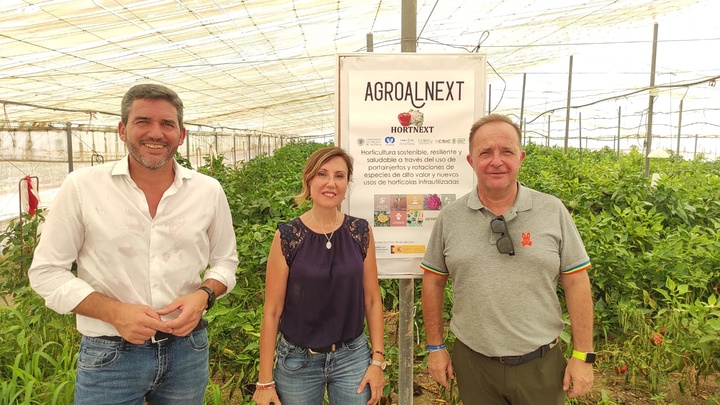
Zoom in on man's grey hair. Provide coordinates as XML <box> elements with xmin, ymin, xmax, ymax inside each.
<box><xmin>468</xmin><ymin>113</ymin><xmax>522</xmax><ymax>151</ymax></box>
<box><xmin>120</xmin><ymin>84</ymin><xmax>184</xmax><ymax>128</ymax></box>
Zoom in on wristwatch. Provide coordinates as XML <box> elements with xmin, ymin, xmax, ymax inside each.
<box><xmin>370</xmin><ymin>359</ymin><xmax>387</xmax><ymax>370</ymax></box>
<box><xmin>197</xmin><ymin>286</ymin><xmax>216</xmax><ymax>310</ymax></box>
<box><xmin>572</xmin><ymin>350</ymin><xmax>596</xmax><ymax>364</ymax></box>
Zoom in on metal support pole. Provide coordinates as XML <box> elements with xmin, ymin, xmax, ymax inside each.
<box><xmin>488</xmin><ymin>84</ymin><xmax>492</xmax><ymax>115</ymax></box>
<box><xmin>617</xmin><ymin>107</ymin><xmax>621</xmax><ymax>158</ymax></box>
<box><xmin>400</xmin><ymin>0</ymin><xmax>416</xmax><ymax>53</ymax></box>
<box><xmin>246</xmin><ymin>134</ymin><xmax>251</xmax><ymax>161</ymax></box>
<box><xmin>233</xmin><ymin>134</ymin><xmax>237</xmax><ymax>167</ymax></box>
<box><xmin>547</xmin><ymin>116</ymin><xmax>551</xmax><ymax>147</ymax></box>
<box><xmin>564</xmin><ymin>56</ymin><xmax>573</xmax><ymax>153</ymax></box>
<box><xmin>398</xmin><ymin>278</ymin><xmax>414</xmax><ymax>405</ymax></box>
<box><xmin>66</xmin><ymin>122</ymin><xmax>74</xmax><ymax>173</ymax></box>
<box><xmin>644</xmin><ymin>23</ymin><xmax>659</xmax><ymax>177</ymax></box>
<box><xmin>676</xmin><ymin>98</ymin><xmax>684</xmax><ymax>162</ymax></box>
<box><xmin>520</xmin><ymin>73</ymin><xmax>527</xmax><ymax>142</ymax></box>
<box><xmin>578</xmin><ymin>112</ymin><xmax>582</xmax><ymax>149</ymax></box>
<box><xmin>399</xmin><ymin>1</ymin><xmax>417</xmax><ymax>404</ymax></box>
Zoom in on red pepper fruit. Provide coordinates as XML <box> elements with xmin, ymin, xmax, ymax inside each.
<box><xmin>398</xmin><ymin>112</ymin><xmax>411</xmax><ymax>126</ymax></box>
<box><xmin>651</xmin><ymin>332</ymin><xmax>663</xmax><ymax>345</ymax></box>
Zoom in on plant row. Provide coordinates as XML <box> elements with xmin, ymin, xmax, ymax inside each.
<box><xmin>1</xmin><ymin>142</ymin><xmax>718</xmax><ymax>403</ymax></box>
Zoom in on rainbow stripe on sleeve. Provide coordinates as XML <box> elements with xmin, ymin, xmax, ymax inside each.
<box><xmin>420</xmin><ymin>262</ymin><xmax>449</xmax><ymax>276</ymax></box>
<box><xmin>562</xmin><ymin>260</ymin><xmax>592</xmax><ymax>275</ymax></box>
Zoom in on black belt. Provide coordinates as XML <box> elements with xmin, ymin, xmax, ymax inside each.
<box><xmin>95</xmin><ymin>318</ymin><xmax>207</xmax><ymax>344</ymax></box>
<box><xmin>285</xmin><ymin>335</ymin><xmax>355</xmax><ymax>354</ymax></box>
<box><xmin>488</xmin><ymin>337</ymin><xmax>559</xmax><ymax>366</ymax></box>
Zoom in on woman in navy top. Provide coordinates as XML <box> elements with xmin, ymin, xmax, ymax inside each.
<box><xmin>254</xmin><ymin>146</ymin><xmax>385</xmax><ymax>405</ymax></box>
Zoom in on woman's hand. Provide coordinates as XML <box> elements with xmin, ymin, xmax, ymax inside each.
<box><xmin>358</xmin><ymin>363</ymin><xmax>385</xmax><ymax>405</ymax></box>
<box><xmin>252</xmin><ymin>386</ymin><xmax>281</xmax><ymax>405</ymax></box>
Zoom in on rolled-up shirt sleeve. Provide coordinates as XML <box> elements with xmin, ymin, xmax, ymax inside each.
<box><xmin>203</xmin><ymin>184</ymin><xmax>239</xmax><ymax>296</ymax></box>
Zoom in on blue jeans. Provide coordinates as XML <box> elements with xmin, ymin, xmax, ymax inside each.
<box><xmin>74</xmin><ymin>329</ymin><xmax>209</xmax><ymax>405</ymax></box>
<box><xmin>274</xmin><ymin>333</ymin><xmax>372</xmax><ymax>405</ymax></box>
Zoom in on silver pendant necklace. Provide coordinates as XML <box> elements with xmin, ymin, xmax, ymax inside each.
<box><xmin>311</xmin><ymin>210</ymin><xmax>339</xmax><ymax>249</ymax></box>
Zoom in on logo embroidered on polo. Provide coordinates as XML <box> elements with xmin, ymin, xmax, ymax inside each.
<box><xmin>521</xmin><ymin>232</ymin><xmax>533</xmax><ymax>247</ymax></box>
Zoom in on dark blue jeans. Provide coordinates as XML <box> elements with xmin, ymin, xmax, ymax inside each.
<box><xmin>74</xmin><ymin>329</ymin><xmax>209</xmax><ymax>405</ymax></box>
<box><xmin>274</xmin><ymin>333</ymin><xmax>372</xmax><ymax>405</ymax></box>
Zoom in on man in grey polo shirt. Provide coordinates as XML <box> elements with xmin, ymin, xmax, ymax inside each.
<box><xmin>420</xmin><ymin>113</ymin><xmax>594</xmax><ymax>404</ymax></box>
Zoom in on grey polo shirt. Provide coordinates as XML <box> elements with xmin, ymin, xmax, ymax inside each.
<box><xmin>421</xmin><ymin>183</ymin><xmax>591</xmax><ymax>357</ymax></box>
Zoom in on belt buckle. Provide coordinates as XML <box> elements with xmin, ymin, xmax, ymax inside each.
<box><xmin>498</xmin><ymin>356</ymin><xmax>520</xmax><ymax>365</ymax></box>
<box><xmin>308</xmin><ymin>343</ymin><xmax>337</xmax><ymax>354</ymax></box>
<box><xmin>151</xmin><ymin>334</ymin><xmax>169</xmax><ymax>344</ymax></box>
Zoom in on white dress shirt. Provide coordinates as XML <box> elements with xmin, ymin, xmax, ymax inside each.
<box><xmin>29</xmin><ymin>156</ymin><xmax>239</xmax><ymax>337</ymax></box>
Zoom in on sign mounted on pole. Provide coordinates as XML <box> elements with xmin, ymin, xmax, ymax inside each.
<box><xmin>338</xmin><ymin>53</ymin><xmax>487</xmax><ymax>278</ymax></box>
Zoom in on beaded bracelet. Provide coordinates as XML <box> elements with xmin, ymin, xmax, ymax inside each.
<box><xmin>255</xmin><ymin>381</ymin><xmax>276</xmax><ymax>390</ymax></box>
<box><xmin>372</xmin><ymin>350</ymin><xmax>386</xmax><ymax>357</ymax></box>
<box><xmin>425</xmin><ymin>343</ymin><xmax>446</xmax><ymax>353</ymax></box>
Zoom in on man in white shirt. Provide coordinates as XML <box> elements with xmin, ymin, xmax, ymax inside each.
<box><xmin>29</xmin><ymin>83</ymin><xmax>239</xmax><ymax>404</ymax></box>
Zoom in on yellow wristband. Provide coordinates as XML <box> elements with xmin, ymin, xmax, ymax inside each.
<box><xmin>572</xmin><ymin>350</ymin><xmax>596</xmax><ymax>364</ymax></box>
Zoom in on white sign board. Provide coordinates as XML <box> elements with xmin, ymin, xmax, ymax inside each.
<box><xmin>338</xmin><ymin>53</ymin><xmax>486</xmax><ymax>278</ymax></box>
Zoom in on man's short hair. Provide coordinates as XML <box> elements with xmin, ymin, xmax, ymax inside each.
<box><xmin>468</xmin><ymin>113</ymin><xmax>522</xmax><ymax>151</ymax></box>
<box><xmin>121</xmin><ymin>84</ymin><xmax>184</xmax><ymax>128</ymax></box>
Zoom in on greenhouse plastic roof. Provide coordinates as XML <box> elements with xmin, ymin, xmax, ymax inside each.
<box><xmin>1</xmin><ymin>0</ymin><xmax>718</xmax><ymax>139</ymax></box>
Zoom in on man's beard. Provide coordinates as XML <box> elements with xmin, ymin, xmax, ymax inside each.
<box><xmin>127</xmin><ymin>142</ymin><xmax>179</xmax><ymax>170</ymax></box>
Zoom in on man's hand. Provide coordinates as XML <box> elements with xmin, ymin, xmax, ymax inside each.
<box><xmin>427</xmin><ymin>349</ymin><xmax>455</xmax><ymax>390</ymax></box>
<box><xmin>158</xmin><ymin>290</ymin><xmax>208</xmax><ymax>336</ymax></box>
<box><xmin>112</xmin><ymin>303</ymin><xmax>172</xmax><ymax>344</ymax></box>
<box><xmin>563</xmin><ymin>357</ymin><xmax>594</xmax><ymax>398</ymax></box>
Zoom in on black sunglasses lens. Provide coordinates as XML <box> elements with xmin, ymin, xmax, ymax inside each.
<box><xmin>497</xmin><ymin>236</ymin><xmax>514</xmax><ymax>255</ymax></box>
<box><xmin>491</xmin><ymin>218</ymin><xmax>506</xmax><ymax>233</ymax></box>
<box><xmin>491</xmin><ymin>216</ymin><xmax>514</xmax><ymax>255</ymax></box>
